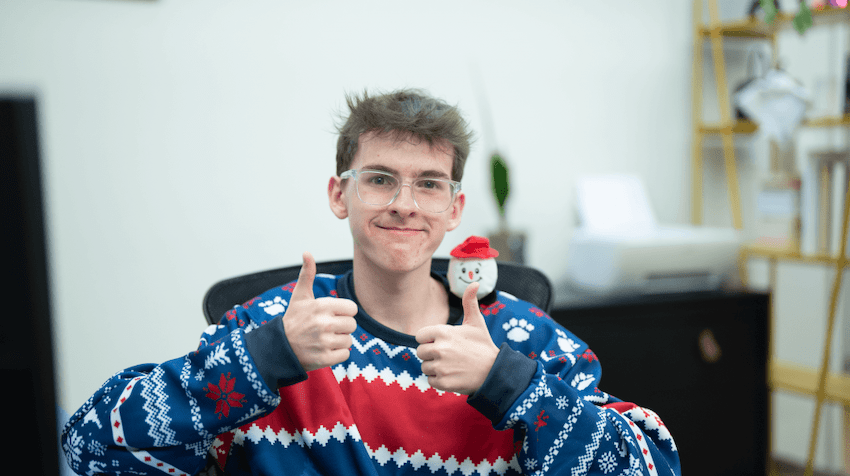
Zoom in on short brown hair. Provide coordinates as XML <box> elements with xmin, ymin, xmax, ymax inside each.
<box><xmin>335</xmin><ymin>89</ymin><xmax>473</xmax><ymax>182</ymax></box>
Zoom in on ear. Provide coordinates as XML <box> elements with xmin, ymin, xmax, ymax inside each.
<box><xmin>328</xmin><ymin>176</ymin><xmax>349</xmax><ymax>219</ymax></box>
<box><xmin>446</xmin><ymin>192</ymin><xmax>465</xmax><ymax>231</ymax></box>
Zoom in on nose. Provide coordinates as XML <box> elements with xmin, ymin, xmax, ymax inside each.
<box><xmin>389</xmin><ymin>184</ymin><xmax>417</xmax><ymax>216</ymax></box>
<box><xmin>468</xmin><ymin>271</ymin><xmax>473</xmax><ymax>279</ymax></box>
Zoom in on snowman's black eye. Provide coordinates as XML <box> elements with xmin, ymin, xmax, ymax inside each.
<box><xmin>475</xmin><ymin>268</ymin><xmax>480</xmax><ymax>274</ymax></box>
<box><xmin>461</xmin><ymin>268</ymin><xmax>466</xmax><ymax>273</ymax></box>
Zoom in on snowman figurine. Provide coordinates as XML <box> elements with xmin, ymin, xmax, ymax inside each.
<box><xmin>447</xmin><ymin>235</ymin><xmax>499</xmax><ymax>300</ymax></box>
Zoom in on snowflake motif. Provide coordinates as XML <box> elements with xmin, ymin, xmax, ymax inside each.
<box><xmin>87</xmin><ymin>439</ymin><xmax>107</xmax><ymax>457</ymax></box>
<box><xmin>63</xmin><ymin>428</ymin><xmax>83</xmax><ymax>470</ymax></box>
<box><xmin>556</xmin><ymin>396</ymin><xmax>569</xmax><ymax>410</ymax></box>
<box><xmin>205</xmin><ymin>372</ymin><xmax>246</xmax><ymax>419</ymax></box>
<box><xmin>195</xmin><ymin>369</ymin><xmax>205</xmax><ymax>382</ymax></box>
<box><xmin>524</xmin><ymin>458</ymin><xmax>538</xmax><ymax>472</ymax></box>
<box><xmin>598</xmin><ymin>451</ymin><xmax>618</xmax><ymax>474</ymax></box>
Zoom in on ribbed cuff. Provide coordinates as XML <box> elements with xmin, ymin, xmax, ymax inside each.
<box><xmin>243</xmin><ymin>315</ymin><xmax>308</xmax><ymax>390</ymax></box>
<box><xmin>467</xmin><ymin>342</ymin><xmax>538</xmax><ymax>425</ymax></box>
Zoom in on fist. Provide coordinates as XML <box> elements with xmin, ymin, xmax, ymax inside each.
<box><xmin>414</xmin><ymin>282</ymin><xmax>500</xmax><ymax>395</ymax></box>
<box><xmin>283</xmin><ymin>252</ymin><xmax>359</xmax><ymax>372</ymax></box>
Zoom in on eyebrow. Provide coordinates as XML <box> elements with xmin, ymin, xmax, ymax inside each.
<box><xmin>361</xmin><ymin>164</ymin><xmax>452</xmax><ymax>180</ymax></box>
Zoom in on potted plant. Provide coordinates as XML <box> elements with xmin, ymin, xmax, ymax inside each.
<box><xmin>487</xmin><ymin>152</ymin><xmax>526</xmax><ymax>263</ymax></box>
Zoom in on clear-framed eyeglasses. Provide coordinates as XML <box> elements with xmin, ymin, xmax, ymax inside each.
<box><xmin>340</xmin><ymin>169</ymin><xmax>461</xmax><ymax>214</ymax></box>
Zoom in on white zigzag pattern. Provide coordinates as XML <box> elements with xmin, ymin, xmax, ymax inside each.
<box><xmin>331</xmin><ymin>361</ymin><xmax>460</xmax><ymax>396</ymax></box>
<box><xmin>139</xmin><ymin>366</ymin><xmax>180</xmax><ymax>447</ymax></box>
<box><xmin>233</xmin><ymin>421</ymin><xmax>362</xmax><ymax>449</ymax></box>
<box><xmin>350</xmin><ymin>336</ymin><xmax>418</xmax><ymax>360</ymax></box>
<box><xmin>232</xmin><ymin>421</ymin><xmax>521</xmax><ymax>476</ymax></box>
<box><xmin>571</xmin><ymin>413</ymin><xmax>607</xmax><ymax>476</ymax></box>
<box><xmin>505</xmin><ymin>373</ymin><xmax>549</xmax><ymax>428</ymax></box>
<box><xmin>540</xmin><ymin>397</ymin><xmax>583</xmax><ymax>473</ymax></box>
<box><xmin>621</xmin><ymin>407</ymin><xmax>676</xmax><ymax>452</ymax></box>
<box><xmin>364</xmin><ymin>441</ymin><xmax>521</xmax><ymax>475</ymax></box>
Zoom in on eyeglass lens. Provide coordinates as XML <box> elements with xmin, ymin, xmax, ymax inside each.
<box><xmin>356</xmin><ymin>171</ymin><xmax>454</xmax><ymax>213</ymax></box>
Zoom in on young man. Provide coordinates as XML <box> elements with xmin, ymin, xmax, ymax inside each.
<box><xmin>62</xmin><ymin>89</ymin><xmax>680</xmax><ymax>475</ymax></box>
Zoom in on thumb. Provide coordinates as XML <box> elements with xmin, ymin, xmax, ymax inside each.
<box><xmin>462</xmin><ymin>282</ymin><xmax>486</xmax><ymax>327</ymax></box>
<box><xmin>290</xmin><ymin>252</ymin><xmax>316</xmax><ymax>301</ymax></box>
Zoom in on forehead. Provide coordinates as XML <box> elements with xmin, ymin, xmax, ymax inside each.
<box><xmin>351</xmin><ymin>131</ymin><xmax>454</xmax><ymax>178</ymax></box>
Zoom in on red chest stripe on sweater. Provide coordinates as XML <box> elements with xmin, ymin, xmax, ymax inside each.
<box><xmin>339</xmin><ymin>376</ymin><xmax>516</xmax><ymax>464</ymax></box>
<box><xmin>241</xmin><ymin>367</ymin><xmax>515</xmax><ymax>464</ymax></box>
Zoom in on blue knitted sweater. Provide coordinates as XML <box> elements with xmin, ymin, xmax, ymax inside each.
<box><xmin>61</xmin><ymin>271</ymin><xmax>680</xmax><ymax>475</ymax></box>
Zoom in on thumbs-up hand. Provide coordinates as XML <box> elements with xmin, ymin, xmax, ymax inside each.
<box><xmin>282</xmin><ymin>252</ymin><xmax>359</xmax><ymax>372</ymax></box>
<box><xmin>414</xmin><ymin>282</ymin><xmax>500</xmax><ymax>395</ymax></box>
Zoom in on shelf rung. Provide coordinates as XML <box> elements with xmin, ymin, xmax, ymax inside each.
<box><xmin>697</xmin><ymin>5</ymin><xmax>850</xmax><ymax>38</ymax></box>
<box><xmin>741</xmin><ymin>244</ymin><xmax>850</xmax><ymax>267</ymax></box>
<box><xmin>769</xmin><ymin>360</ymin><xmax>850</xmax><ymax>407</ymax></box>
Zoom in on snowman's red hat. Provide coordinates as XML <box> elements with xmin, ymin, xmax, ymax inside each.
<box><xmin>450</xmin><ymin>235</ymin><xmax>499</xmax><ymax>259</ymax></box>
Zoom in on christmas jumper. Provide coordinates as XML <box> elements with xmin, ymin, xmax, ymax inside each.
<box><xmin>62</xmin><ymin>270</ymin><xmax>680</xmax><ymax>476</ymax></box>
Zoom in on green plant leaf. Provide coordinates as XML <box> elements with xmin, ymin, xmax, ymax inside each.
<box><xmin>760</xmin><ymin>0</ymin><xmax>777</xmax><ymax>23</ymax></box>
<box><xmin>490</xmin><ymin>153</ymin><xmax>509</xmax><ymax>217</ymax></box>
<box><xmin>792</xmin><ymin>1</ymin><xmax>812</xmax><ymax>35</ymax></box>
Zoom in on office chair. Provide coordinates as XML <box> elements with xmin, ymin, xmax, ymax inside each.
<box><xmin>202</xmin><ymin>258</ymin><xmax>553</xmax><ymax>325</ymax></box>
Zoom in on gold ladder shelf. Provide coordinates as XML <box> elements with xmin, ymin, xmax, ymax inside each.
<box><xmin>692</xmin><ymin>1</ymin><xmax>850</xmax><ymax>474</ymax></box>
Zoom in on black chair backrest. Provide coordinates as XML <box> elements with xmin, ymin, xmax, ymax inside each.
<box><xmin>202</xmin><ymin>258</ymin><xmax>553</xmax><ymax>325</ymax></box>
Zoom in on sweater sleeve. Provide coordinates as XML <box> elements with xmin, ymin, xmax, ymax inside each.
<box><xmin>60</xmin><ymin>285</ymin><xmax>302</xmax><ymax>476</ymax></box>
<box><xmin>469</xmin><ymin>304</ymin><xmax>681</xmax><ymax>476</ymax></box>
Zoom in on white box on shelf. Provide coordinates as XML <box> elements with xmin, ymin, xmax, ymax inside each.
<box><xmin>566</xmin><ymin>175</ymin><xmax>742</xmax><ymax>296</ymax></box>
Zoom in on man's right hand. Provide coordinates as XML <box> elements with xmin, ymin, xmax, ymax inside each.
<box><xmin>282</xmin><ymin>252</ymin><xmax>359</xmax><ymax>372</ymax></box>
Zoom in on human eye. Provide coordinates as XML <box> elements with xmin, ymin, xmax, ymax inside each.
<box><xmin>364</xmin><ymin>172</ymin><xmax>396</xmax><ymax>187</ymax></box>
<box><xmin>416</xmin><ymin>179</ymin><xmax>446</xmax><ymax>191</ymax></box>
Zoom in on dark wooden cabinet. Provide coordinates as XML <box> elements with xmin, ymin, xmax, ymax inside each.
<box><xmin>551</xmin><ymin>290</ymin><xmax>770</xmax><ymax>476</ymax></box>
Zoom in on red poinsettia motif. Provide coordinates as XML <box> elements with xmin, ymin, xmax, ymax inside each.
<box><xmin>580</xmin><ymin>349</ymin><xmax>599</xmax><ymax>363</ymax></box>
<box><xmin>281</xmin><ymin>282</ymin><xmax>296</xmax><ymax>293</ymax></box>
<box><xmin>528</xmin><ymin>306</ymin><xmax>545</xmax><ymax>318</ymax></box>
<box><xmin>205</xmin><ymin>372</ymin><xmax>246</xmax><ymax>419</ymax></box>
<box><xmin>533</xmin><ymin>410</ymin><xmax>549</xmax><ymax>431</ymax></box>
<box><xmin>479</xmin><ymin>301</ymin><xmax>505</xmax><ymax>316</ymax></box>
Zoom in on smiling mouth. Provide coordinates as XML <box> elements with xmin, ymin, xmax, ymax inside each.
<box><xmin>458</xmin><ymin>276</ymin><xmax>482</xmax><ymax>284</ymax></box>
<box><xmin>378</xmin><ymin>226</ymin><xmax>423</xmax><ymax>235</ymax></box>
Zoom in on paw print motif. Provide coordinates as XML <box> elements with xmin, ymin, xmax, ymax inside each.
<box><xmin>571</xmin><ymin>372</ymin><xmax>595</xmax><ymax>391</ymax></box>
<box><xmin>503</xmin><ymin>318</ymin><xmax>535</xmax><ymax>342</ymax></box>
<box><xmin>556</xmin><ymin>329</ymin><xmax>580</xmax><ymax>353</ymax></box>
<box><xmin>259</xmin><ymin>296</ymin><xmax>287</xmax><ymax>316</ymax></box>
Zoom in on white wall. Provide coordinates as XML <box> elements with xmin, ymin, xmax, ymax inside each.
<box><xmin>0</xmin><ymin>0</ymin><xmax>694</xmax><ymax>414</ymax></box>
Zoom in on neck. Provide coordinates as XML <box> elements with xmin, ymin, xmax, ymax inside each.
<box><xmin>351</xmin><ymin>256</ymin><xmax>449</xmax><ymax>335</ymax></box>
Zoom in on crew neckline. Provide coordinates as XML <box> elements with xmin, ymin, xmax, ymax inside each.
<box><xmin>336</xmin><ymin>269</ymin><xmax>464</xmax><ymax>347</ymax></box>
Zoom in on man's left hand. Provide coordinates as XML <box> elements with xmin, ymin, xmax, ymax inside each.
<box><xmin>415</xmin><ymin>282</ymin><xmax>500</xmax><ymax>395</ymax></box>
